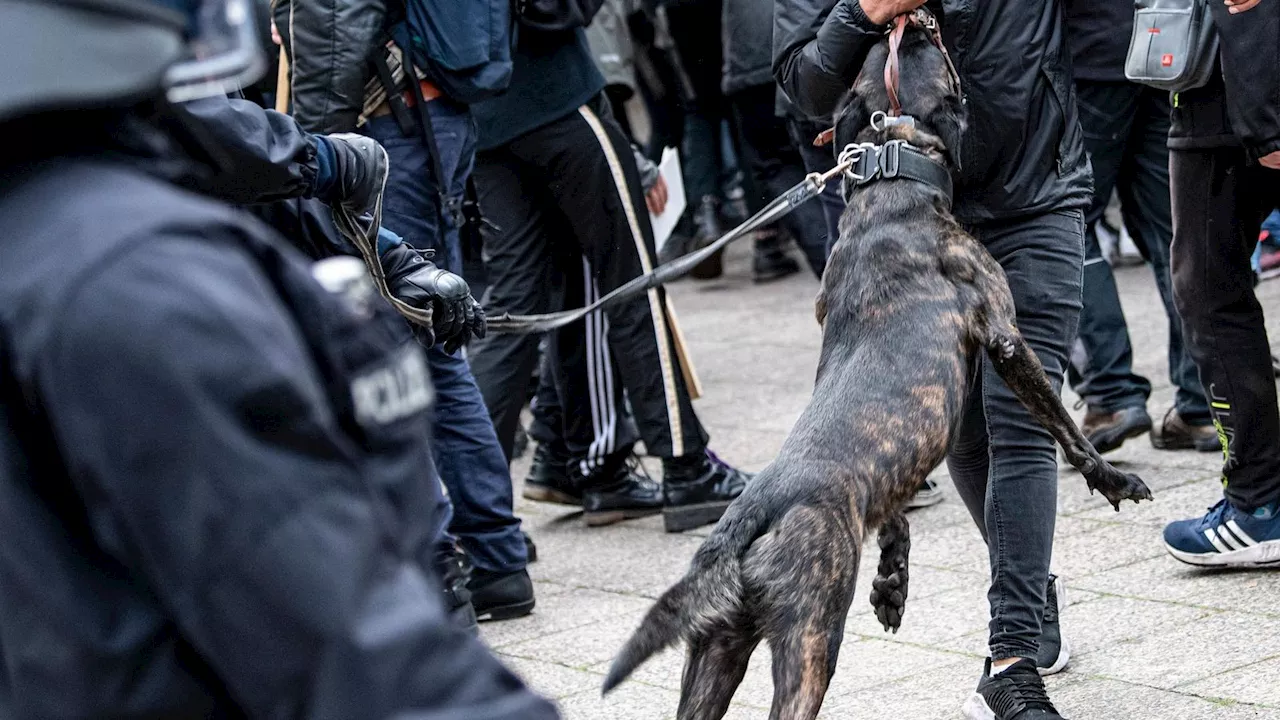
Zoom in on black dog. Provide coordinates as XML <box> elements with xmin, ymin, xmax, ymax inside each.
<box><xmin>602</xmin><ymin>16</ymin><xmax>1153</xmax><ymax>720</ymax></box>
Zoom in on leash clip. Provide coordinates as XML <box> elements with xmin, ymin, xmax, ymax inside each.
<box><xmin>838</xmin><ymin>142</ymin><xmax>880</xmax><ymax>183</ymax></box>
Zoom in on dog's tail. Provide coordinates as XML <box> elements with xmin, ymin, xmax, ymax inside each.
<box><xmin>602</xmin><ymin>503</ymin><xmax>768</xmax><ymax>693</ymax></box>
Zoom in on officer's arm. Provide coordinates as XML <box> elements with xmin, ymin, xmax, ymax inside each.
<box><xmin>38</xmin><ymin>235</ymin><xmax>557</xmax><ymax>720</ymax></box>
<box><xmin>773</xmin><ymin>0</ymin><xmax>889</xmax><ymax>118</ymax></box>
<box><xmin>1209</xmin><ymin>0</ymin><xmax>1280</xmax><ymax>164</ymax></box>
<box><xmin>179</xmin><ymin>96</ymin><xmax>319</xmax><ymax>205</ymax></box>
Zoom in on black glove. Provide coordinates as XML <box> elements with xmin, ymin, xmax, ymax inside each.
<box><xmin>324</xmin><ymin>133</ymin><xmax>388</xmax><ymax>215</ymax></box>
<box><xmin>381</xmin><ymin>242</ymin><xmax>487</xmax><ymax>353</ymax></box>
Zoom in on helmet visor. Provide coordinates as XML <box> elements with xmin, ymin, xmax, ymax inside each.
<box><xmin>164</xmin><ymin>0</ymin><xmax>264</xmax><ymax>102</ymax></box>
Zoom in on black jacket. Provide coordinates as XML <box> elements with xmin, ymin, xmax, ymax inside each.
<box><xmin>0</xmin><ymin>125</ymin><xmax>558</xmax><ymax>719</ymax></box>
<box><xmin>773</xmin><ymin>0</ymin><xmax>1092</xmax><ymax>223</ymax></box>
<box><xmin>1169</xmin><ymin>1</ymin><xmax>1280</xmax><ymax>163</ymax></box>
<box><xmin>273</xmin><ymin>0</ymin><xmax>388</xmax><ymax>133</ymax></box>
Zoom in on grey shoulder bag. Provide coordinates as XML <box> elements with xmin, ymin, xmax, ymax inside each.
<box><xmin>1125</xmin><ymin>0</ymin><xmax>1219</xmax><ymax>92</ymax></box>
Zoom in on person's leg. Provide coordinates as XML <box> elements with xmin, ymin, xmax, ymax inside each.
<box><xmin>951</xmin><ymin>210</ymin><xmax>1085</xmax><ymax>666</ymax></box>
<box><xmin>366</xmin><ymin>102</ymin><xmax>531</xmax><ymax>619</ymax></box>
<box><xmin>729</xmin><ymin>84</ymin><xmax>827</xmax><ymax>278</ymax></box>
<box><xmin>1116</xmin><ymin>88</ymin><xmax>1213</xmax><ymax>441</ymax></box>
<box><xmin>547</xmin><ymin>255</ymin><xmax>642</xmax><ymax>475</ymax></box>
<box><xmin>468</xmin><ymin>149</ymin><xmax>559</xmax><ymax>462</ymax></box>
<box><xmin>503</xmin><ymin>96</ymin><xmax>749</xmax><ymax>531</ymax></box>
<box><xmin>1067</xmin><ymin>81</ymin><xmax>1152</xmax><ymax>450</ymax></box>
<box><xmin>786</xmin><ymin>117</ymin><xmax>842</xmax><ymax>258</ymax></box>
<box><xmin>1169</xmin><ymin>149</ymin><xmax>1280</xmax><ymax>509</ymax></box>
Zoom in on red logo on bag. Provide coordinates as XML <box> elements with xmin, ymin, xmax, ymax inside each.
<box><xmin>1162</xmin><ymin>53</ymin><xmax>1175</xmax><ymax>67</ymax></box>
<box><xmin>1149</xmin><ymin>27</ymin><xmax>1161</xmax><ymax>34</ymax></box>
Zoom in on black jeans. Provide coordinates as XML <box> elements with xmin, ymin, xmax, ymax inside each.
<box><xmin>1068</xmin><ymin>80</ymin><xmax>1209</xmax><ymax>422</ymax></box>
<box><xmin>470</xmin><ymin>95</ymin><xmax>708</xmax><ymax>467</ymax></box>
<box><xmin>947</xmin><ymin>209</ymin><xmax>1085</xmax><ymax>661</ymax></box>
<box><xmin>787</xmin><ymin>116</ymin><xmax>844</xmax><ymax>258</ymax></box>
<box><xmin>1170</xmin><ymin>147</ymin><xmax>1280</xmax><ymax>511</ymax></box>
<box><xmin>728</xmin><ymin>84</ymin><xmax>829</xmax><ymax>277</ymax></box>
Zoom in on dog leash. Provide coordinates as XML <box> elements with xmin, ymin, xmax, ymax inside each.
<box><xmin>483</xmin><ymin>159</ymin><xmax>856</xmax><ymax>335</ymax></box>
<box><xmin>328</xmin><ymin>156</ymin><xmax>854</xmax><ymax>336</ymax></box>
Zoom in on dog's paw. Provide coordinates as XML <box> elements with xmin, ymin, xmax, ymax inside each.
<box><xmin>988</xmin><ymin>336</ymin><xmax>1016</xmax><ymax>361</ymax></box>
<box><xmin>1085</xmin><ymin>464</ymin><xmax>1154</xmax><ymax>512</ymax></box>
<box><xmin>869</xmin><ymin>569</ymin><xmax>909</xmax><ymax>633</ymax></box>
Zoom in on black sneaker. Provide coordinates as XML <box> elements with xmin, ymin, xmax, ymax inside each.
<box><xmin>579</xmin><ymin>454</ymin><xmax>663</xmax><ymax>527</ymax></box>
<box><xmin>469</xmin><ymin>567</ymin><xmax>536</xmax><ymax>622</ymax></box>
<box><xmin>523</xmin><ymin>442</ymin><xmax>582</xmax><ymax>506</ymax></box>
<box><xmin>907</xmin><ymin>477</ymin><xmax>945</xmax><ymax>509</ymax></box>
<box><xmin>439</xmin><ymin>545</ymin><xmax>478</xmax><ymax>635</ymax></box>
<box><xmin>661</xmin><ymin>450</ymin><xmax>751</xmax><ymax>533</ymax></box>
<box><xmin>1081</xmin><ymin>405</ymin><xmax>1153</xmax><ymax>454</ymax></box>
<box><xmin>961</xmin><ymin>658</ymin><xmax>1067</xmax><ymax>719</ymax></box>
<box><xmin>1037</xmin><ymin>574</ymin><xmax>1070</xmax><ymax>676</ymax></box>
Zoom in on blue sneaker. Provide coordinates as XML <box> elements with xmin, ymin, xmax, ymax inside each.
<box><xmin>1163</xmin><ymin>499</ymin><xmax>1280</xmax><ymax>567</ymax></box>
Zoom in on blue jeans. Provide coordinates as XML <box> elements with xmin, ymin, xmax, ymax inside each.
<box><xmin>366</xmin><ymin>101</ymin><xmax>527</xmax><ymax>574</ymax></box>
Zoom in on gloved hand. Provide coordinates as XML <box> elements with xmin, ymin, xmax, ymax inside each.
<box><xmin>322</xmin><ymin>133</ymin><xmax>388</xmax><ymax>215</ymax></box>
<box><xmin>381</xmin><ymin>241</ymin><xmax>487</xmax><ymax>353</ymax></box>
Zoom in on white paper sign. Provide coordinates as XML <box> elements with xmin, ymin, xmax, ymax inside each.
<box><xmin>649</xmin><ymin>146</ymin><xmax>687</xmax><ymax>257</ymax></box>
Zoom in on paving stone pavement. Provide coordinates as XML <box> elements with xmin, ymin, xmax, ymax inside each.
<box><xmin>482</xmin><ymin>243</ymin><xmax>1280</xmax><ymax>720</ymax></box>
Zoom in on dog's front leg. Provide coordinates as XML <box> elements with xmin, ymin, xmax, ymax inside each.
<box><xmin>869</xmin><ymin>513</ymin><xmax>910</xmax><ymax>633</ymax></box>
<box><xmin>980</xmin><ymin>322</ymin><xmax>1153</xmax><ymax>511</ymax></box>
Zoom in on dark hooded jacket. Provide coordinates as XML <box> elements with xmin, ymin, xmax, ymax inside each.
<box><xmin>773</xmin><ymin>0</ymin><xmax>1092</xmax><ymax>224</ymax></box>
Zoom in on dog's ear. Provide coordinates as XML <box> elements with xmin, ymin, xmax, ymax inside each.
<box><xmin>833</xmin><ymin>88</ymin><xmax>871</xmax><ymax>149</ymax></box>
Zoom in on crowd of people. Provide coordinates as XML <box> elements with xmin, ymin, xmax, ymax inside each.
<box><xmin>0</xmin><ymin>0</ymin><xmax>1276</xmax><ymax>718</ymax></box>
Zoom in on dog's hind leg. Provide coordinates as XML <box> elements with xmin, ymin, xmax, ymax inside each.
<box><xmin>675</xmin><ymin>626</ymin><xmax>759</xmax><ymax>720</ymax></box>
<box><xmin>869</xmin><ymin>512</ymin><xmax>910</xmax><ymax>633</ymax></box>
<box><xmin>766</xmin><ymin>606</ymin><xmax>851</xmax><ymax>720</ymax></box>
<box><xmin>969</xmin><ymin>254</ymin><xmax>1153</xmax><ymax>510</ymax></box>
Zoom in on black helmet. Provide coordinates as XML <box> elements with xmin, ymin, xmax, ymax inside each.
<box><xmin>0</xmin><ymin>0</ymin><xmax>264</xmax><ymax>124</ymax></box>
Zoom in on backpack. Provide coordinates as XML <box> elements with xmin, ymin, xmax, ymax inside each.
<box><xmin>1125</xmin><ymin>0</ymin><xmax>1219</xmax><ymax>92</ymax></box>
<box><xmin>399</xmin><ymin>0</ymin><xmax>516</xmax><ymax>105</ymax></box>
<box><xmin>516</xmin><ymin>0</ymin><xmax>606</xmax><ymax>32</ymax></box>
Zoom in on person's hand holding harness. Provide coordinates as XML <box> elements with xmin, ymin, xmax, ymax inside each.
<box><xmin>380</xmin><ymin>237</ymin><xmax>487</xmax><ymax>352</ymax></box>
<box><xmin>857</xmin><ymin>0</ymin><xmax>928</xmax><ymax>25</ymax></box>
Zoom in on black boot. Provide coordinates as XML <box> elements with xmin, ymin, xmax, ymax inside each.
<box><xmin>689</xmin><ymin>196</ymin><xmax>724</xmax><ymax>280</ymax></box>
<box><xmin>752</xmin><ymin>229</ymin><xmax>801</xmax><ymax>283</ymax></box>
<box><xmin>523</xmin><ymin>442</ymin><xmax>581</xmax><ymax>505</ymax></box>
<box><xmin>577</xmin><ymin>452</ymin><xmax>664</xmax><ymax>527</ymax></box>
<box><xmin>469</xmin><ymin>567</ymin><xmax>536</xmax><ymax>622</ymax></box>
<box><xmin>661</xmin><ymin>450</ymin><xmax>751</xmax><ymax>533</ymax></box>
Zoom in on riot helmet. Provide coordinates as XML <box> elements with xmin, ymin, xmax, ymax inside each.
<box><xmin>0</xmin><ymin>0</ymin><xmax>264</xmax><ymax>124</ymax></box>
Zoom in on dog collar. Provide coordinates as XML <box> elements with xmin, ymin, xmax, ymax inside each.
<box><xmin>838</xmin><ymin>140</ymin><xmax>954</xmax><ymax>205</ymax></box>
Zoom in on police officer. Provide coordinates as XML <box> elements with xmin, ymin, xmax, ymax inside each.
<box><xmin>0</xmin><ymin>0</ymin><xmax>555</xmax><ymax>716</ymax></box>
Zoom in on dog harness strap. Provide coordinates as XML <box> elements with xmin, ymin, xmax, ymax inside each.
<box><xmin>884</xmin><ymin>14</ymin><xmax>908</xmax><ymax>117</ymax></box>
